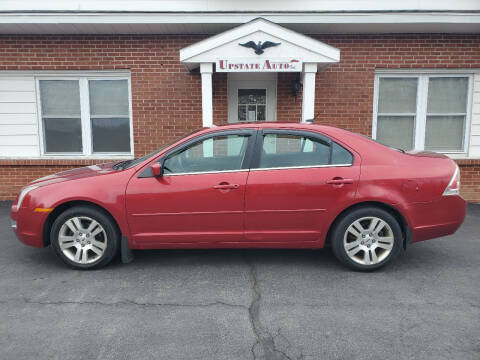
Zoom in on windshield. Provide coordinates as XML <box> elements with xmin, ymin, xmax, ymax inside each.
<box><xmin>113</xmin><ymin>129</ymin><xmax>202</xmax><ymax>170</ymax></box>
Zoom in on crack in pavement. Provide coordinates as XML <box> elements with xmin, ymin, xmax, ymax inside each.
<box><xmin>245</xmin><ymin>253</ymin><xmax>277</xmax><ymax>360</ymax></box>
<box><xmin>244</xmin><ymin>253</ymin><xmax>311</xmax><ymax>360</ymax></box>
<box><xmin>0</xmin><ymin>297</ymin><xmax>248</xmax><ymax>310</ymax></box>
<box><xmin>245</xmin><ymin>253</ymin><xmax>308</xmax><ymax>360</ymax></box>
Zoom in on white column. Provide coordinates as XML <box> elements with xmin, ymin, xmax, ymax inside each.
<box><xmin>301</xmin><ymin>63</ymin><xmax>318</xmax><ymax>123</ymax></box>
<box><xmin>200</xmin><ymin>63</ymin><xmax>213</xmax><ymax>127</ymax></box>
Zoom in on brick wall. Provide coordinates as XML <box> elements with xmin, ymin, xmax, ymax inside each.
<box><xmin>0</xmin><ymin>34</ymin><xmax>479</xmax><ymax>201</ymax></box>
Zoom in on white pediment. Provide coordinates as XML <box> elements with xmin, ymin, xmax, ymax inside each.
<box><xmin>180</xmin><ymin>18</ymin><xmax>340</xmax><ymax>71</ymax></box>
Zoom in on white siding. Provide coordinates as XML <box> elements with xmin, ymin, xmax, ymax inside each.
<box><xmin>0</xmin><ymin>76</ymin><xmax>40</xmax><ymax>157</ymax></box>
<box><xmin>468</xmin><ymin>74</ymin><xmax>480</xmax><ymax>157</ymax></box>
<box><xmin>1</xmin><ymin>0</ymin><xmax>479</xmax><ymax>12</ymax></box>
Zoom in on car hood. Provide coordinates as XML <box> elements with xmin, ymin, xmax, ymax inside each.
<box><xmin>28</xmin><ymin>162</ymin><xmax>120</xmax><ymax>187</ymax></box>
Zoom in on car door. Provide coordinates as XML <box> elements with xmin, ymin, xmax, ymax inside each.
<box><xmin>244</xmin><ymin>129</ymin><xmax>360</xmax><ymax>244</ymax></box>
<box><xmin>125</xmin><ymin>129</ymin><xmax>256</xmax><ymax>246</ymax></box>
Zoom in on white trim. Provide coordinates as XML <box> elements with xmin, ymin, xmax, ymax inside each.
<box><xmin>180</xmin><ymin>18</ymin><xmax>340</xmax><ymax>66</ymax></box>
<box><xmin>2</xmin><ymin>1</ymin><xmax>480</xmax><ymax>12</ymax></box>
<box><xmin>301</xmin><ymin>63</ymin><xmax>317</xmax><ymax>122</ymax></box>
<box><xmin>0</xmin><ymin>155</ymin><xmax>134</xmax><ymax>161</ymax></box>
<box><xmin>164</xmin><ymin>169</ymin><xmax>249</xmax><ymax>177</ymax></box>
<box><xmin>35</xmin><ymin>73</ymin><xmax>134</xmax><ymax>158</ymax></box>
<box><xmin>79</xmin><ymin>78</ymin><xmax>91</xmax><ymax>155</ymax></box>
<box><xmin>163</xmin><ymin>163</ymin><xmax>353</xmax><ymax>176</ymax></box>
<box><xmin>0</xmin><ymin>70</ymin><xmax>130</xmax><ymax>77</ymax></box>
<box><xmin>200</xmin><ymin>63</ymin><xmax>213</xmax><ymax>127</ymax></box>
<box><xmin>372</xmin><ymin>70</ymin><xmax>475</xmax><ymax>156</ymax></box>
<box><xmin>415</xmin><ymin>76</ymin><xmax>428</xmax><ymax>150</ymax></box>
<box><xmin>250</xmin><ymin>163</ymin><xmax>353</xmax><ymax>172</ymax></box>
<box><xmin>0</xmin><ymin>12</ymin><xmax>480</xmax><ymax>35</ymax></box>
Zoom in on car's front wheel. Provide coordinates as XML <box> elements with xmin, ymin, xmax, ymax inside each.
<box><xmin>331</xmin><ymin>206</ymin><xmax>403</xmax><ymax>271</ymax></box>
<box><xmin>50</xmin><ymin>206</ymin><xmax>119</xmax><ymax>269</ymax></box>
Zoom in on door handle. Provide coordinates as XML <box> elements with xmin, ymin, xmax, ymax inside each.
<box><xmin>213</xmin><ymin>183</ymin><xmax>239</xmax><ymax>190</ymax></box>
<box><xmin>326</xmin><ymin>177</ymin><xmax>354</xmax><ymax>185</ymax></box>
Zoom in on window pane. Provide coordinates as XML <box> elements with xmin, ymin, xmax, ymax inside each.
<box><xmin>378</xmin><ymin>78</ymin><xmax>417</xmax><ymax>113</ymax></box>
<box><xmin>91</xmin><ymin>117</ymin><xmax>131</xmax><ymax>152</ymax></box>
<box><xmin>247</xmin><ymin>105</ymin><xmax>256</xmax><ymax>121</ymax></box>
<box><xmin>238</xmin><ymin>105</ymin><xmax>246</xmax><ymax>121</ymax></box>
<box><xmin>331</xmin><ymin>142</ymin><xmax>353</xmax><ymax>165</ymax></box>
<box><xmin>39</xmin><ymin>80</ymin><xmax>80</xmax><ymax>116</ymax></box>
<box><xmin>89</xmin><ymin>80</ymin><xmax>129</xmax><ymax>116</ymax></box>
<box><xmin>260</xmin><ymin>134</ymin><xmax>330</xmax><ymax>168</ymax></box>
<box><xmin>164</xmin><ymin>135</ymin><xmax>249</xmax><ymax>174</ymax></box>
<box><xmin>427</xmin><ymin>77</ymin><xmax>468</xmax><ymax>114</ymax></box>
<box><xmin>257</xmin><ymin>105</ymin><xmax>266</xmax><ymax>121</ymax></box>
<box><xmin>43</xmin><ymin>118</ymin><xmax>82</xmax><ymax>153</ymax></box>
<box><xmin>238</xmin><ymin>89</ymin><xmax>266</xmax><ymax>104</ymax></box>
<box><xmin>425</xmin><ymin>115</ymin><xmax>464</xmax><ymax>151</ymax></box>
<box><xmin>376</xmin><ymin>116</ymin><xmax>414</xmax><ymax>150</ymax></box>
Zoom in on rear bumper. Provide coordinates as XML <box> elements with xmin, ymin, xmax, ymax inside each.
<box><xmin>10</xmin><ymin>204</ymin><xmax>47</xmax><ymax>248</ymax></box>
<box><xmin>410</xmin><ymin>195</ymin><xmax>466</xmax><ymax>243</ymax></box>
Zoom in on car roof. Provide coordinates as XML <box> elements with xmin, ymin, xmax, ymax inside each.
<box><xmin>200</xmin><ymin>122</ymin><xmax>342</xmax><ymax>134</ymax></box>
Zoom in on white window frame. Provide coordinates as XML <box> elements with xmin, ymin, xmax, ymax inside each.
<box><xmin>372</xmin><ymin>70</ymin><xmax>473</xmax><ymax>157</ymax></box>
<box><xmin>35</xmin><ymin>72</ymin><xmax>134</xmax><ymax>159</ymax></box>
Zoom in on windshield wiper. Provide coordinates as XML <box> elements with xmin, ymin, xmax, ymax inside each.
<box><xmin>112</xmin><ymin>160</ymin><xmax>131</xmax><ymax>170</ymax></box>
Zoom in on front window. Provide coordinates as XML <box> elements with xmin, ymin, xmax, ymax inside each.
<box><xmin>374</xmin><ymin>74</ymin><xmax>470</xmax><ymax>153</ymax></box>
<box><xmin>38</xmin><ymin>77</ymin><xmax>132</xmax><ymax>156</ymax></box>
<box><xmin>163</xmin><ymin>134</ymin><xmax>250</xmax><ymax>174</ymax></box>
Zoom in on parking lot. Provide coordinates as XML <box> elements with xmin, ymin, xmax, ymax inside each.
<box><xmin>0</xmin><ymin>201</ymin><xmax>479</xmax><ymax>360</ymax></box>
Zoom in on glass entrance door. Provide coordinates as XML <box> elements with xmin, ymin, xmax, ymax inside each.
<box><xmin>237</xmin><ymin>89</ymin><xmax>266</xmax><ymax>122</ymax></box>
<box><xmin>227</xmin><ymin>74</ymin><xmax>277</xmax><ymax>123</ymax></box>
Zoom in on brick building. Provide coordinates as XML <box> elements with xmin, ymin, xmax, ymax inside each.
<box><xmin>0</xmin><ymin>1</ymin><xmax>479</xmax><ymax>201</ymax></box>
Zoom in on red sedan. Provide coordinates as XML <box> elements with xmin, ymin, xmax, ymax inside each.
<box><xmin>10</xmin><ymin>123</ymin><xmax>466</xmax><ymax>271</ymax></box>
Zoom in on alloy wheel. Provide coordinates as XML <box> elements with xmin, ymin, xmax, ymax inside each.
<box><xmin>58</xmin><ymin>216</ymin><xmax>108</xmax><ymax>265</ymax></box>
<box><xmin>343</xmin><ymin>216</ymin><xmax>394</xmax><ymax>266</ymax></box>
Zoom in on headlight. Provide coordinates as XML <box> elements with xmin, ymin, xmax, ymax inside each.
<box><xmin>17</xmin><ymin>185</ymin><xmax>39</xmax><ymax>208</ymax></box>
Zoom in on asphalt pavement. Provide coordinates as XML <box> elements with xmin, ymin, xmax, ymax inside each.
<box><xmin>0</xmin><ymin>202</ymin><xmax>479</xmax><ymax>360</ymax></box>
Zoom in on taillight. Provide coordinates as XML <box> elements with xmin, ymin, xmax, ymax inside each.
<box><xmin>443</xmin><ymin>165</ymin><xmax>460</xmax><ymax>196</ymax></box>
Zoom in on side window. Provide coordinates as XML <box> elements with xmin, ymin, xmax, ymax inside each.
<box><xmin>331</xmin><ymin>142</ymin><xmax>353</xmax><ymax>165</ymax></box>
<box><xmin>260</xmin><ymin>134</ymin><xmax>330</xmax><ymax>168</ymax></box>
<box><xmin>259</xmin><ymin>133</ymin><xmax>353</xmax><ymax>169</ymax></box>
<box><xmin>164</xmin><ymin>134</ymin><xmax>249</xmax><ymax>174</ymax></box>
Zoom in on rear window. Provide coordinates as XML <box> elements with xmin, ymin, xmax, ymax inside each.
<box><xmin>331</xmin><ymin>142</ymin><xmax>353</xmax><ymax>165</ymax></box>
<box><xmin>259</xmin><ymin>133</ymin><xmax>353</xmax><ymax>169</ymax></box>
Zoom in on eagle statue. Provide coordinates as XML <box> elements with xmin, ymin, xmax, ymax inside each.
<box><xmin>239</xmin><ymin>41</ymin><xmax>281</xmax><ymax>55</ymax></box>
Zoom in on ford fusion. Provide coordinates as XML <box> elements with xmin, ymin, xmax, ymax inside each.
<box><xmin>10</xmin><ymin>123</ymin><xmax>466</xmax><ymax>271</ymax></box>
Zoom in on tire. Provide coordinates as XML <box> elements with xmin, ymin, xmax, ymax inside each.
<box><xmin>330</xmin><ymin>206</ymin><xmax>403</xmax><ymax>271</ymax></box>
<box><xmin>50</xmin><ymin>205</ymin><xmax>119</xmax><ymax>270</ymax></box>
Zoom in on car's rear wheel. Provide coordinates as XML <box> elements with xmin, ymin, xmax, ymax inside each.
<box><xmin>331</xmin><ymin>206</ymin><xmax>402</xmax><ymax>271</ymax></box>
<box><xmin>50</xmin><ymin>206</ymin><xmax>119</xmax><ymax>269</ymax></box>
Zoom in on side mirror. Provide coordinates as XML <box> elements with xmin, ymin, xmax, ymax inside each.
<box><xmin>151</xmin><ymin>162</ymin><xmax>163</xmax><ymax>177</ymax></box>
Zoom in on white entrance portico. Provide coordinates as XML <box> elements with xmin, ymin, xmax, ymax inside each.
<box><xmin>179</xmin><ymin>18</ymin><xmax>340</xmax><ymax>126</ymax></box>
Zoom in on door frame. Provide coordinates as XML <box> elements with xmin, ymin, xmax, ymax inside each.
<box><xmin>227</xmin><ymin>73</ymin><xmax>277</xmax><ymax>123</ymax></box>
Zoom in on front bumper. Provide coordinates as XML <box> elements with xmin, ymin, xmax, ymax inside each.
<box><xmin>10</xmin><ymin>204</ymin><xmax>48</xmax><ymax>248</ymax></box>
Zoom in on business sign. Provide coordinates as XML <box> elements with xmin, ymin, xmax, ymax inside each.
<box><xmin>216</xmin><ymin>58</ymin><xmax>302</xmax><ymax>72</ymax></box>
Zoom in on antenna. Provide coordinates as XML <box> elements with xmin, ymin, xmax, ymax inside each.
<box><xmin>305</xmin><ymin>113</ymin><xmax>321</xmax><ymax>124</ymax></box>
